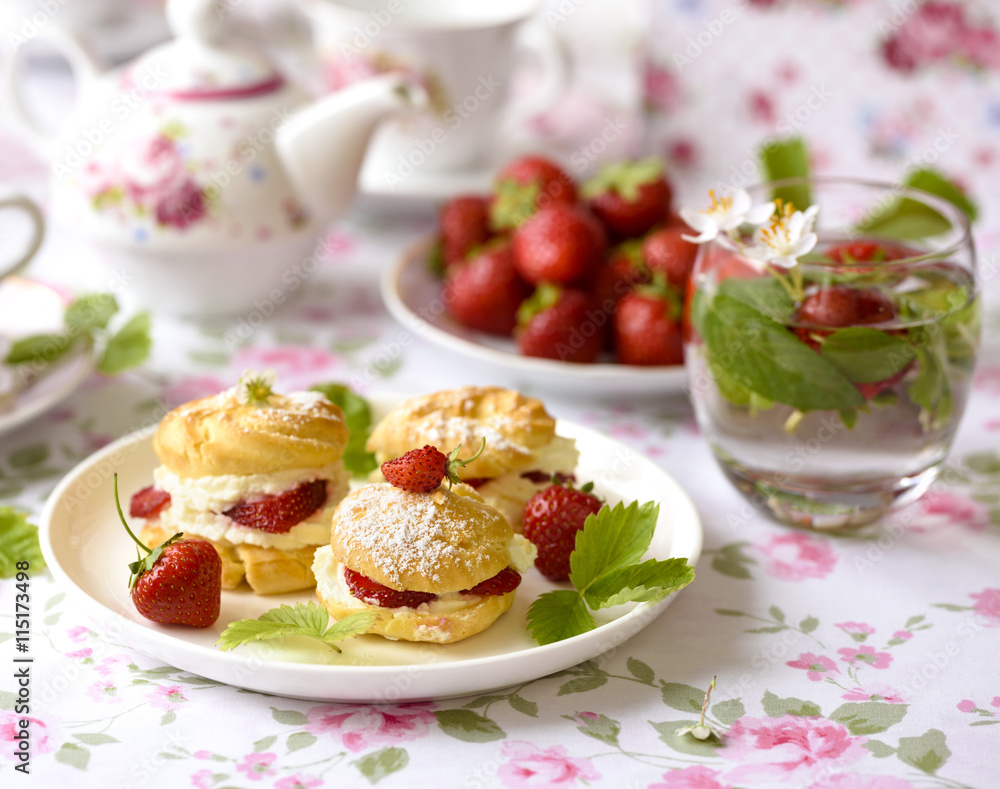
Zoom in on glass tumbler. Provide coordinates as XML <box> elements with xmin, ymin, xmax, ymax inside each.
<box><xmin>685</xmin><ymin>177</ymin><xmax>979</xmax><ymax>530</ymax></box>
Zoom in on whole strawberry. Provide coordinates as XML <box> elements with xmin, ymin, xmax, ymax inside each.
<box><xmin>522</xmin><ymin>482</ymin><xmax>603</xmax><ymax>581</ymax></box>
<box><xmin>439</xmin><ymin>195</ymin><xmax>492</xmax><ymax>267</ymax></box>
<box><xmin>592</xmin><ymin>240</ymin><xmax>650</xmax><ymax>309</ymax></box>
<box><xmin>614</xmin><ymin>279</ymin><xmax>684</xmax><ymax>366</ymax></box>
<box><xmin>382</xmin><ymin>440</ymin><xmax>486</xmax><ymax>493</ymax></box>
<box><xmin>114</xmin><ymin>475</ymin><xmax>221</xmax><ymax>627</ymax></box>
<box><xmin>516</xmin><ymin>285</ymin><xmax>605</xmax><ymax>363</ymax></box>
<box><xmin>512</xmin><ymin>203</ymin><xmax>606</xmax><ymax>286</ymax></box>
<box><xmin>443</xmin><ymin>242</ymin><xmax>531</xmax><ymax>334</ymax></box>
<box><xmin>583</xmin><ymin>157</ymin><xmax>673</xmax><ymax>239</ymax></box>
<box><xmin>490</xmin><ymin>155</ymin><xmax>578</xmax><ymax>231</ymax></box>
<box><xmin>642</xmin><ymin>226</ymin><xmax>698</xmax><ymax>288</ymax></box>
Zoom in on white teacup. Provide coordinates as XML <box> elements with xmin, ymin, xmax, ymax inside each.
<box><xmin>297</xmin><ymin>0</ymin><xmax>567</xmax><ymax>192</ymax></box>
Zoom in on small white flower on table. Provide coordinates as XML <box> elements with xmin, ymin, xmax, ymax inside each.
<box><xmin>236</xmin><ymin>368</ymin><xmax>277</xmax><ymax>407</ymax></box>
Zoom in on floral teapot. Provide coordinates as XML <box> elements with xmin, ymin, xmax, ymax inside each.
<box><xmin>4</xmin><ymin>0</ymin><xmax>421</xmax><ymax>315</ymax></box>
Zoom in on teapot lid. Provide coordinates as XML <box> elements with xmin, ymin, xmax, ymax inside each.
<box><xmin>124</xmin><ymin>0</ymin><xmax>283</xmax><ymax>100</ymax></box>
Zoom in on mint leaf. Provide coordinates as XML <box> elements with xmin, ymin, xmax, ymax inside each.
<box><xmin>703</xmin><ymin>294</ymin><xmax>865</xmax><ymax>411</ymax></box>
<box><xmin>819</xmin><ymin>328</ymin><xmax>915</xmax><ymax>383</ymax></box>
<box><xmin>65</xmin><ymin>294</ymin><xmax>118</xmax><ymax>333</ymax></box>
<box><xmin>98</xmin><ymin>312</ymin><xmax>151</xmax><ymax>375</ymax></box>
<box><xmin>759</xmin><ymin>137</ymin><xmax>811</xmax><ymax>209</ymax></box>
<box><xmin>526</xmin><ymin>590</ymin><xmax>595</xmax><ymax>646</ymax></box>
<box><xmin>569</xmin><ymin>501</ymin><xmax>659</xmax><ymax>590</ymax></box>
<box><xmin>216</xmin><ymin>602</ymin><xmax>374</xmax><ymax>652</ymax></box>
<box><xmin>717</xmin><ymin>276</ymin><xmax>795</xmax><ymax>322</ymax></box>
<box><xmin>5</xmin><ymin>333</ymin><xmax>75</xmax><ymax>365</ymax></box>
<box><xmin>856</xmin><ymin>168</ymin><xmax>977</xmax><ymax>240</ymax></box>
<box><xmin>0</xmin><ymin>507</ymin><xmax>45</xmax><ymax>578</ymax></box>
<box><xmin>584</xmin><ymin>558</ymin><xmax>695</xmax><ymax>609</ymax></box>
<box><xmin>311</xmin><ymin>383</ymin><xmax>378</xmax><ymax>477</ymax></box>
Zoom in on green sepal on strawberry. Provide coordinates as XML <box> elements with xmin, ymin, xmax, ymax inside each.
<box><xmin>381</xmin><ymin>439</ymin><xmax>487</xmax><ymax>493</ymax></box>
<box><xmin>490</xmin><ymin>155</ymin><xmax>578</xmax><ymax>231</ymax></box>
<box><xmin>113</xmin><ymin>474</ymin><xmax>221</xmax><ymax>628</ymax></box>
<box><xmin>583</xmin><ymin>157</ymin><xmax>673</xmax><ymax>239</ymax></box>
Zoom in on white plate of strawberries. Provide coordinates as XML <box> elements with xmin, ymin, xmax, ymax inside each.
<box><xmin>382</xmin><ymin>156</ymin><xmax>692</xmax><ymax>395</ymax></box>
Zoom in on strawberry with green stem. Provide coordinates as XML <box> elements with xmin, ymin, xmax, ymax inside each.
<box><xmin>583</xmin><ymin>157</ymin><xmax>673</xmax><ymax>239</ymax></box>
<box><xmin>381</xmin><ymin>438</ymin><xmax>487</xmax><ymax>493</ymax></box>
<box><xmin>114</xmin><ymin>474</ymin><xmax>221</xmax><ymax>627</ymax></box>
<box><xmin>613</xmin><ymin>274</ymin><xmax>685</xmax><ymax>366</ymax></box>
<box><xmin>516</xmin><ymin>284</ymin><xmax>605</xmax><ymax>363</ymax></box>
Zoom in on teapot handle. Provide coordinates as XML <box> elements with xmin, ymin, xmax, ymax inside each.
<box><xmin>2</xmin><ymin>25</ymin><xmax>103</xmax><ymax>157</ymax></box>
<box><xmin>508</xmin><ymin>18</ymin><xmax>571</xmax><ymax>121</ymax></box>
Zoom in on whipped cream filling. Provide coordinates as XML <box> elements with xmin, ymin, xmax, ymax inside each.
<box><xmin>152</xmin><ymin>462</ymin><xmax>350</xmax><ymax>550</ymax></box>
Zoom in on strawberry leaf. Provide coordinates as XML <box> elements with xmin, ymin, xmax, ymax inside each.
<box><xmin>527</xmin><ymin>500</ymin><xmax>695</xmax><ymax>646</ymax></box>
<box><xmin>216</xmin><ymin>602</ymin><xmax>375</xmax><ymax>653</ymax></box>
<box><xmin>526</xmin><ymin>590</ymin><xmax>595</xmax><ymax>646</ymax></box>
<box><xmin>759</xmin><ymin>136</ymin><xmax>812</xmax><ymax>210</ymax></box>
<box><xmin>97</xmin><ymin>312</ymin><xmax>152</xmax><ymax>375</ymax></box>
<box><xmin>490</xmin><ymin>179</ymin><xmax>540</xmax><ymax>231</ymax></box>
<box><xmin>583</xmin><ymin>558</ymin><xmax>696</xmax><ymax>609</ymax></box>
<box><xmin>516</xmin><ymin>282</ymin><xmax>563</xmax><ymax>327</ymax></box>
<box><xmin>569</xmin><ymin>501</ymin><xmax>659</xmax><ymax>590</ymax></box>
<box><xmin>582</xmin><ymin>157</ymin><xmax>665</xmax><ymax>202</ymax></box>
<box><xmin>0</xmin><ymin>507</ymin><xmax>45</xmax><ymax>578</ymax></box>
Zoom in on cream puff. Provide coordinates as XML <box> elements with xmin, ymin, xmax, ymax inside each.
<box><xmin>312</xmin><ymin>482</ymin><xmax>536</xmax><ymax>644</ymax></box>
<box><xmin>130</xmin><ymin>380</ymin><xmax>351</xmax><ymax>595</ymax></box>
<box><xmin>365</xmin><ymin>386</ymin><xmax>578</xmax><ymax>528</ymax></box>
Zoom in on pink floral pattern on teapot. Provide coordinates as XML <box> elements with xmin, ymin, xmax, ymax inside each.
<box><xmin>83</xmin><ymin>124</ymin><xmax>209</xmax><ymax>232</ymax></box>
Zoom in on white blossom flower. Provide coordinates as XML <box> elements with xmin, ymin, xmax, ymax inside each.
<box><xmin>680</xmin><ymin>188</ymin><xmax>776</xmax><ymax>244</ymax></box>
<box><xmin>236</xmin><ymin>368</ymin><xmax>277</xmax><ymax>407</ymax></box>
<box><xmin>745</xmin><ymin>202</ymin><xmax>820</xmax><ymax>269</ymax></box>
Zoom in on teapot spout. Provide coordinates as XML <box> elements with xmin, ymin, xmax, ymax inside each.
<box><xmin>276</xmin><ymin>73</ymin><xmax>420</xmax><ymax>223</ymax></box>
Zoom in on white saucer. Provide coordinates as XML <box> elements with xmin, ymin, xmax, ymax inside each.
<box><xmin>381</xmin><ymin>236</ymin><xmax>691</xmax><ymax>396</ymax></box>
<box><xmin>39</xmin><ymin>395</ymin><xmax>702</xmax><ymax>702</ymax></box>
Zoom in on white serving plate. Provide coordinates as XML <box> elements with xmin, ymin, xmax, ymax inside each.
<box><xmin>39</xmin><ymin>397</ymin><xmax>701</xmax><ymax>702</ymax></box>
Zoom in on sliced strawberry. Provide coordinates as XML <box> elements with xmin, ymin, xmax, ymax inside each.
<box><xmin>443</xmin><ymin>242</ymin><xmax>531</xmax><ymax>335</ymax></box>
<box><xmin>520</xmin><ymin>470</ymin><xmax>575</xmax><ymax>485</ymax></box>
<box><xmin>130</xmin><ymin>486</ymin><xmax>172</xmax><ymax>519</ymax></box>
<box><xmin>344</xmin><ymin>567</ymin><xmax>437</xmax><ymax>608</ymax></box>
<box><xmin>223</xmin><ymin>479</ymin><xmax>328</xmax><ymax>534</ymax></box>
<box><xmin>461</xmin><ymin>566</ymin><xmax>521</xmax><ymax>596</ymax></box>
<box><xmin>823</xmin><ymin>240</ymin><xmax>912</xmax><ymax>265</ymax></box>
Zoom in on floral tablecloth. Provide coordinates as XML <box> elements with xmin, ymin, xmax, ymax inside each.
<box><xmin>3</xmin><ymin>1</ymin><xmax>1000</xmax><ymax>788</ymax></box>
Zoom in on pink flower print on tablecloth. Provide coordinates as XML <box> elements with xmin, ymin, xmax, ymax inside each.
<box><xmin>190</xmin><ymin>768</ymin><xmax>215</xmax><ymax>789</ymax></box>
<box><xmin>235</xmin><ymin>751</ymin><xmax>276</xmax><ymax>781</ymax></box>
<box><xmin>974</xmin><ymin>365</ymin><xmax>1000</xmax><ymax>394</ymax></box>
<box><xmin>233</xmin><ymin>347</ymin><xmax>341</xmax><ymax>392</ymax></box>
<box><xmin>883</xmin><ymin>1</ymin><xmax>1000</xmax><ymax>73</ymax></box>
<box><xmin>305</xmin><ymin>703</ymin><xmax>436</xmax><ymax>752</ymax></box>
<box><xmin>892</xmin><ymin>630</ymin><xmax>912</xmax><ymax>641</ymax></box>
<box><xmin>836</xmin><ymin>622</ymin><xmax>875</xmax><ymax>642</ymax></box>
<box><xmin>838</xmin><ymin>645</ymin><xmax>893</xmax><ymax>670</ymax></box>
<box><xmin>643</xmin><ymin>63</ymin><xmax>681</xmax><ymax>114</ymax></box>
<box><xmin>66</xmin><ymin>625</ymin><xmax>91</xmax><ymax>642</ymax></box>
<box><xmin>719</xmin><ymin>715</ymin><xmax>867</xmax><ymax>785</ymax></box>
<box><xmin>918</xmin><ymin>489</ymin><xmax>988</xmax><ymax>531</ymax></box>
<box><xmin>93</xmin><ymin>654</ymin><xmax>131</xmax><ymax>678</ymax></box>
<box><xmin>498</xmin><ymin>740</ymin><xmax>600</xmax><ymax>787</ymax></box>
<box><xmin>970</xmin><ymin>588</ymin><xmax>1000</xmax><ymax>626</ymax></box>
<box><xmin>957</xmin><ymin>699</ymin><xmax>976</xmax><ymax>712</ymax></box>
<box><xmin>753</xmin><ymin>532</ymin><xmax>837</xmax><ymax>581</ymax></box>
<box><xmin>275</xmin><ymin>775</ymin><xmax>323</xmax><ymax>789</ymax></box>
<box><xmin>85</xmin><ymin>680</ymin><xmax>123</xmax><ymax>704</ymax></box>
<box><xmin>145</xmin><ymin>685</ymin><xmax>187</xmax><ymax>711</ymax></box>
<box><xmin>66</xmin><ymin>648</ymin><xmax>93</xmax><ymax>660</ymax></box>
<box><xmin>0</xmin><ymin>713</ymin><xmax>58</xmax><ymax>761</ymax></box>
<box><xmin>841</xmin><ymin>683</ymin><xmax>907</xmax><ymax>704</ymax></box>
<box><xmin>649</xmin><ymin>764</ymin><xmax>732</xmax><ymax>788</ymax></box>
<box><xmin>809</xmin><ymin>774</ymin><xmax>915</xmax><ymax>789</ymax></box>
<box><xmin>787</xmin><ymin>653</ymin><xmax>840</xmax><ymax>682</ymax></box>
